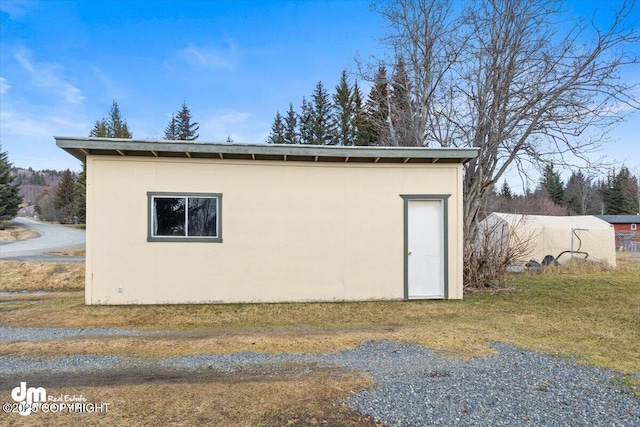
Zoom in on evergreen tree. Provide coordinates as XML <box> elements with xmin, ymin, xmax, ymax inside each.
<box><xmin>0</xmin><ymin>145</ymin><xmax>22</xmax><ymax>223</ymax></box>
<box><xmin>333</xmin><ymin>70</ymin><xmax>355</xmax><ymax>146</ymax></box>
<box><xmin>365</xmin><ymin>65</ymin><xmax>391</xmax><ymax>145</ymax></box>
<box><xmin>266</xmin><ymin>112</ymin><xmax>286</xmax><ymax>144</ymax></box>
<box><xmin>601</xmin><ymin>166</ymin><xmax>639</xmax><ymax>214</ymax></box>
<box><xmin>107</xmin><ymin>101</ymin><xmax>133</xmax><ymax>138</ymax></box>
<box><xmin>174</xmin><ymin>101</ymin><xmax>199</xmax><ymax>140</ymax></box>
<box><xmin>32</xmin><ymin>172</ymin><xmax>46</xmax><ymax>186</ymax></box>
<box><xmin>298</xmin><ymin>96</ymin><xmax>314</xmax><ymax>145</ymax></box>
<box><xmin>35</xmin><ymin>189</ymin><xmax>56</xmax><ymax>221</ymax></box>
<box><xmin>89</xmin><ymin>101</ymin><xmax>132</xmax><ymax>138</ymax></box>
<box><xmin>89</xmin><ymin>119</ymin><xmax>109</xmax><ymax>137</ymax></box>
<box><xmin>74</xmin><ymin>163</ymin><xmax>86</xmax><ymax>223</ymax></box>
<box><xmin>600</xmin><ymin>171</ymin><xmax>616</xmax><ymax>215</ymax></box>
<box><xmin>82</xmin><ymin>101</ymin><xmax>132</xmax><ymax>222</ymax></box>
<box><xmin>500</xmin><ymin>181</ymin><xmax>513</xmax><ymax>200</ymax></box>
<box><xmin>616</xmin><ymin>166</ymin><xmax>639</xmax><ymax>214</ymax></box>
<box><xmin>352</xmin><ymin>82</ymin><xmax>373</xmax><ymax>146</ymax></box>
<box><xmin>541</xmin><ymin>164</ymin><xmax>564</xmax><ymax>205</ymax></box>
<box><xmin>54</xmin><ymin>169</ymin><xmax>76</xmax><ymax>223</ymax></box>
<box><xmin>283</xmin><ymin>103</ymin><xmax>299</xmax><ymax>144</ymax></box>
<box><xmin>390</xmin><ymin>57</ymin><xmax>415</xmax><ymax>146</ymax></box>
<box><xmin>164</xmin><ymin>115</ymin><xmax>178</xmax><ymax>140</ymax></box>
<box><xmin>564</xmin><ymin>171</ymin><xmax>601</xmax><ymax>215</ymax></box>
<box><xmin>311</xmin><ymin>81</ymin><xmax>334</xmax><ymax>145</ymax></box>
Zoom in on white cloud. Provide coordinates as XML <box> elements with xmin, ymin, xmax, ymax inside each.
<box><xmin>15</xmin><ymin>49</ymin><xmax>85</xmax><ymax>104</ymax></box>
<box><xmin>0</xmin><ymin>109</ymin><xmax>87</xmax><ymax>139</ymax></box>
<box><xmin>179</xmin><ymin>41</ymin><xmax>239</xmax><ymax>70</ymax></box>
<box><xmin>15</xmin><ymin>52</ymin><xmax>34</xmax><ymax>72</ymax></box>
<box><xmin>200</xmin><ymin>110</ymin><xmax>252</xmax><ymax>141</ymax></box>
<box><xmin>0</xmin><ymin>0</ymin><xmax>36</xmax><ymax>20</ymax></box>
<box><xmin>0</xmin><ymin>77</ymin><xmax>11</xmax><ymax>95</ymax></box>
<box><xmin>90</xmin><ymin>66</ymin><xmax>129</xmax><ymax>101</ymax></box>
<box><xmin>0</xmin><ymin>103</ymin><xmax>90</xmax><ymax>171</ymax></box>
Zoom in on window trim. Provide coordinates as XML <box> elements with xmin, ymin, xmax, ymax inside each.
<box><xmin>632</xmin><ymin>224</ymin><xmax>637</xmax><ymax>231</ymax></box>
<box><xmin>147</xmin><ymin>192</ymin><xmax>222</xmax><ymax>243</ymax></box>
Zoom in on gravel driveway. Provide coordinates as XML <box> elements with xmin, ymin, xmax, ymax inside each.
<box><xmin>0</xmin><ymin>326</ymin><xmax>638</xmax><ymax>426</ymax></box>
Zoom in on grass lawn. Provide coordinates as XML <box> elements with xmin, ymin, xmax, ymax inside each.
<box><xmin>0</xmin><ymin>254</ymin><xmax>638</xmax><ymax>426</ymax></box>
<box><xmin>1</xmin><ymin>255</ymin><xmax>638</xmax><ymax>373</ymax></box>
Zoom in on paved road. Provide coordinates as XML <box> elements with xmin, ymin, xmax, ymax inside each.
<box><xmin>0</xmin><ymin>217</ymin><xmax>85</xmax><ymax>261</ymax></box>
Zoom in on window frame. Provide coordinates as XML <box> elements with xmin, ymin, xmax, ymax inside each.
<box><xmin>147</xmin><ymin>192</ymin><xmax>222</xmax><ymax>243</ymax></box>
<box><xmin>632</xmin><ymin>223</ymin><xmax>637</xmax><ymax>231</ymax></box>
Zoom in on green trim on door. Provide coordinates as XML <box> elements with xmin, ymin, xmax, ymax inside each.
<box><xmin>400</xmin><ymin>194</ymin><xmax>450</xmax><ymax>300</ymax></box>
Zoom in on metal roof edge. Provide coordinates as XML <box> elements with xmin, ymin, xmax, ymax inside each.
<box><xmin>595</xmin><ymin>214</ymin><xmax>640</xmax><ymax>223</ymax></box>
<box><xmin>55</xmin><ymin>136</ymin><xmax>479</xmax><ymax>162</ymax></box>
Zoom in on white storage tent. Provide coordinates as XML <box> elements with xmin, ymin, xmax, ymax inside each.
<box><xmin>477</xmin><ymin>213</ymin><xmax>617</xmax><ymax>267</ymax></box>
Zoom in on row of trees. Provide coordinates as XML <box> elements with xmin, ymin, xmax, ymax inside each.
<box><xmin>89</xmin><ymin>101</ymin><xmax>199</xmax><ymax>141</ymax></box>
<box><xmin>537</xmin><ymin>165</ymin><xmax>639</xmax><ymax>216</ymax></box>
<box><xmin>495</xmin><ymin>165</ymin><xmax>639</xmax><ymax>217</ymax></box>
<box><xmin>12</xmin><ymin>168</ymin><xmax>47</xmax><ymax>186</ymax></box>
<box><xmin>1</xmin><ymin>144</ymin><xmax>83</xmax><ymax>225</ymax></box>
<box><xmin>267</xmin><ymin>61</ymin><xmax>421</xmax><ymax>147</ymax></box>
<box><xmin>34</xmin><ymin>169</ymin><xmax>84</xmax><ymax>224</ymax></box>
<box><xmin>535</xmin><ymin>165</ymin><xmax>640</xmax><ymax>216</ymax></box>
<box><xmin>267</xmin><ymin>71</ymin><xmax>370</xmax><ymax>146</ymax></box>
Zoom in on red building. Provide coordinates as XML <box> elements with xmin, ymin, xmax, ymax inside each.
<box><xmin>596</xmin><ymin>215</ymin><xmax>640</xmax><ymax>251</ymax></box>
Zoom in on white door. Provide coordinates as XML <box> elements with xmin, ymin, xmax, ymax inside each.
<box><xmin>407</xmin><ymin>199</ymin><xmax>445</xmax><ymax>299</ymax></box>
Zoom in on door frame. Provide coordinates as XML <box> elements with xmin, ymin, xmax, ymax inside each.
<box><xmin>400</xmin><ymin>194</ymin><xmax>451</xmax><ymax>300</ymax></box>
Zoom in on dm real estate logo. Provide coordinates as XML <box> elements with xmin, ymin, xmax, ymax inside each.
<box><xmin>11</xmin><ymin>382</ymin><xmax>46</xmax><ymax>416</ymax></box>
<box><xmin>5</xmin><ymin>381</ymin><xmax>111</xmax><ymax>416</ymax></box>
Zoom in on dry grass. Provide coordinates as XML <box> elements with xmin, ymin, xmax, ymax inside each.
<box><xmin>0</xmin><ymin>365</ymin><xmax>378</xmax><ymax>427</ymax></box>
<box><xmin>0</xmin><ymin>260</ymin><xmax>640</xmax><ymax>372</ymax></box>
<box><xmin>0</xmin><ymin>223</ymin><xmax>39</xmax><ymax>242</ymax></box>
<box><xmin>62</xmin><ymin>223</ymin><xmax>86</xmax><ymax>230</ymax></box>
<box><xmin>1</xmin><ymin>257</ymin><xmax>638</xmax><ymax>374</ymax></box>
<box><xmin>0</xmin><ymin>261</ymin><xmax>84</xmax><ymax>292</ymax></box>
<box><xmin>48</xmin><ymin>248</ymin><xmax>86</xmax><ymax>257</ymax></box>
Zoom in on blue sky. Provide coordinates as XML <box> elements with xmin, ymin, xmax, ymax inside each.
<box><xmin>1</xmin><ymin>0</ymin><xmax>638</xmax><ymax>192</ymax></box>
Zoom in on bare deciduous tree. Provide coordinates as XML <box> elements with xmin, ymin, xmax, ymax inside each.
<box><xmin>371</xmin><ymin>0</ymin><xmax>640</xmax><ymax>236</ymax></box>
<box><xmin>465</xmin><ymin>215</ymin><xmax>535</xmax><ymax>289</ymax></box>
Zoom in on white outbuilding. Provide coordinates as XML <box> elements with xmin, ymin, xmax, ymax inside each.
<box><xmin>477</xmin><ymin>213</ymin><xmax>617</xmax><ymax>267</ymax></box>
<box><xmin>57</xmin><ymin>137</ymin><xmax>478</xmax><ymax>305</ymax></box>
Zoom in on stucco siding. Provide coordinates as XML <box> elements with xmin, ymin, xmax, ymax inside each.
<box><xmin>86</xmin><ymin>156</ymin><xmax>462</xmax><ymax>304</ymax></box>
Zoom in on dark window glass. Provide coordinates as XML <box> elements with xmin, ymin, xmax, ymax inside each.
<box><xmin>154</xmin><ymin>197</ymin><xmax>185</xmax><ymax>236</ymax></box>
<box><xmin>188</xmin><ymin>198</ymin><xmax>217</xmax><ymax>237</ymax></box>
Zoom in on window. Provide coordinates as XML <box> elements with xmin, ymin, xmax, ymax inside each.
<box><xmin>148</xmin><ymin>192</ymin><xmax>222</xmax><ymax>242</ymax></box>
<box><xmin>632</xmin><ymin>224</ymin><xmax>637</xmax><ymax>231</ymax></box>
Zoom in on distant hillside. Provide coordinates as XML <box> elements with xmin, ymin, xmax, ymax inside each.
<box><xmin>10</xmin><ymin>167</ymin><xmax>69</xmax><ymax>205</ymax></box>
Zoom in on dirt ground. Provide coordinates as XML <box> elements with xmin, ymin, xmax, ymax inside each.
<box><xmin>0</xmin><ymin>363</ymin><xmax>380</xmax><ymax>426</ymax></box>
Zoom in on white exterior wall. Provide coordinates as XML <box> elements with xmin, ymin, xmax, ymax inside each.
<box><xmin>85</xmin><ymin>156</ymin><xmax>464</xmax><ymax>304</ymax></box>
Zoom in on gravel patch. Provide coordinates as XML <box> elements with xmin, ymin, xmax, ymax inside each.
<box><xmin>0</xmin><ymin>355</ymin><xmax>124</xmax><ymax>375</ymax></box>
<box><xmin>0</xmin><ymin>326</ymin><xmax>145</xmax><ymax>342</ymax></box>
<box><xmin>326</xmin><ymin>341</ymin><xmax>640</xmax><ymax>427</ymax></box>
<box><xmin>0</xmin><ymin>339</ymin><xmax>637</xmax><ymax>426</ymax></box>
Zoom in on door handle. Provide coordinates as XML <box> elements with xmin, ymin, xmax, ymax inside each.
<box><xmin>408</xmin><ymin>251</ymin><xmax>412</xmax><ymax>255</ymax></box>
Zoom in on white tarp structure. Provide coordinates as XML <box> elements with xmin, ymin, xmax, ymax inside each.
<box><xmin>478</xmin><ymin>213</ymin><xmax>617</xmax><ymax>267</ymax></box>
